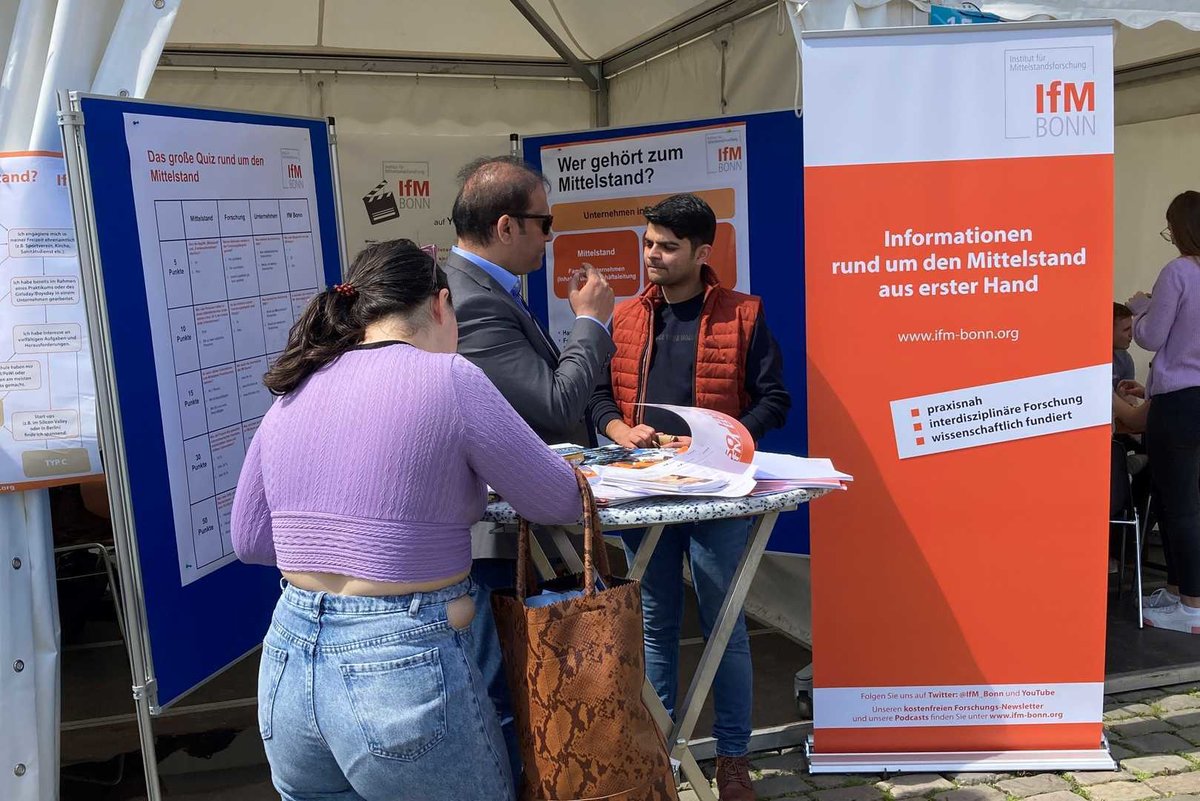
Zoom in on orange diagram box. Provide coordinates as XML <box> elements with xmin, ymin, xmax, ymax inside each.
<box><xmin>552</xmin><ymin>188</ymin><xmax>736</xmax><ymax>232</ymax></box>
<box><xmin>707</xmin><ymin>222</ymin><xmax>738</xmax><ymax>289</ymax></box>
<box><xmin>552</xmin><ymin>230</ymin><xmax>641</xmax><ymax>299</ymax></box>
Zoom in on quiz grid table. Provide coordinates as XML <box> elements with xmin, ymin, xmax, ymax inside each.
<box><xmin>153</xmin><ymin>197</ymin><xmax>320</xmax><ymax>571</ymax></box>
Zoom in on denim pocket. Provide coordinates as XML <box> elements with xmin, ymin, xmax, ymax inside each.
<box><xmin>339</xmin><ymin>648</ymin><xmax>447</xmax><ymax>761</ymax></box>
<box><xmin>257</xmin><ymin>643</ymin><xmax>288</xmax><ymax>740</ymax></box>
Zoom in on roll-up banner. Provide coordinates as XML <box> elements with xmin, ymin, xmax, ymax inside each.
<box><xmin>801</xmin><ymin>21</ymin><xmax>1115</xmax><ymax>772</ymax></box>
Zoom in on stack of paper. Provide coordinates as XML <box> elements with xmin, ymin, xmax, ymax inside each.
<box><xmin>593</xmin><ymin>457</ymin><xmax>757</xmax><ymax>502</ymax></box>
<box><xmin>545</xmin><ymin>405</ymin><xmax>853</xmax><ymax>506</ymax></box>
<box><xmin>749</xmin><ymin>452</ymin><xmax>854</xmax><ymax>496</ymax></box>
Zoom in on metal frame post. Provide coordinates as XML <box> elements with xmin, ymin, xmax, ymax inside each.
<box><xmin>326</xmin><ymin>116</ymin><xmax>349</xmax><ymax>276</ymax></box>
<box><xmin>58</xmin><ymin>89</ymin><xmax>164</xmax><ymax>801</ymax></box>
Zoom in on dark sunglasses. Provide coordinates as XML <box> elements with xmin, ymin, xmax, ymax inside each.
<box><xmin>508</xmin><ymin>212</ymin><xmax>554</xmax><ymax>235</ymax></box>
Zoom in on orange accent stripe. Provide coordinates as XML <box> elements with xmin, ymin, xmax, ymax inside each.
<box><xmin>814</xmin><ymin>723</ymin><xmax>1103</xmax><ymax>753</ymax></box>
<box><xmin>551</xmin><ymin>188</ymin><xmax>735</xmax><ymax>232</ymax></box>
<box><xmin>0</xmin><ymin>474</ymin><xmax>104</xmax><ymax>493</ymax></box>
<box><xmin>0</xmin><ymin>151</ymin><xmax>63</xmax><ymax>158</ymax></box>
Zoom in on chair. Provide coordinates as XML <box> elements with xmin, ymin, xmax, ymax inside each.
<box><xmin>1111</xmin><ymin>439</ymin><xmax>1145</xmax><ymax>627</ymax></box>
<box><xmin>55</xmin><ymin>542</ymin><xmax>126</xmax><ymax>639</ymax></box>
<box><xmin>1138</xmin><ymin>490</ymin><xmax>1173</xmax><ymax>575</ymax></box>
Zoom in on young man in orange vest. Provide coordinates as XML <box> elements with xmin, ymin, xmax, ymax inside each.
<box><xmin>589</xmin><ymin>193</ymin><xmax>790</xmax><ymax>800</ymax></box>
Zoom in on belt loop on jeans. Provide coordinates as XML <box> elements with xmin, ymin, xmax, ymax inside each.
<box><xmin>409</xmin><ymin>593</ymin><xmax>422</xmax><ymax>615</ymax></box>
<box><xmin>279</xmin><ymin>577</ymin><xmax>288</xmax><ymax>591</ymax></box>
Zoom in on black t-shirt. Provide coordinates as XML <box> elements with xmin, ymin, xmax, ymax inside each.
<box><xmin>642</xmin><ymin>293</ymin><xmax>705</xmax><ymax>435</ymax></box>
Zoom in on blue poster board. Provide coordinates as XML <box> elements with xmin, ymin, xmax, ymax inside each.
<box><xmin>524</xmin><ymin>110</ymin><xmax>811</xmax><ymax>554</ymax></box>
<box><xmin>74</xmin><ymin>96</ymin><xmax>343</xmax><ymax>708</ymax></box>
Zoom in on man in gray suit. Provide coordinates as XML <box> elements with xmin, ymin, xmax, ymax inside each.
<box><xmin>445</xmin><ymin>155</ymin><xmax>614</xmax><ymax>788</ymax></box>
<box><xmin>445</xmin><ymin>156</ymin><xmax>614</xmax><ymax>443</ymax></box>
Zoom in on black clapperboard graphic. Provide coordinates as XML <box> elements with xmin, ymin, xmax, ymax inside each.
<box><xmin>363</xmin><ymin>179</ymin><xmax>400</xmax><ymax>225</ymax></box>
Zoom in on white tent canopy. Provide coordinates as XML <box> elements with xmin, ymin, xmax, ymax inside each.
<box><xmin>162</xmin><ymin>0</ymin><xmax>758</xmax><ymax>63</ymax></box>
<box><xmin>152</xmin><ymin>1</ymin><xmax>1200</xmax><ymax>78</ymax></box>
<box><xmin>157</xmin><ymin>1</ymin><xmax>1200</xmax><ymax>62</ymax></box>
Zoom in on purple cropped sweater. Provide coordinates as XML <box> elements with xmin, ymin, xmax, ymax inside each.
<box><xmin>230</xmin><ymin>341</ymin><xmax>582</xmax><ymax>582</ymax></box>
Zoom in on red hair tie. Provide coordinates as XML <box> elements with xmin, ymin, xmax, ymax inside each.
<box><xmin>332</xmin><ymin>283</ymin><xmax>356</xmax><ymax>298</ymax></box>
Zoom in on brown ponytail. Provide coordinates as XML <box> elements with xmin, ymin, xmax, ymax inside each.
<box><xmin>263</xmin><ymin>239</ymin><xmax>447</xmax><ymax>395</ymax></box>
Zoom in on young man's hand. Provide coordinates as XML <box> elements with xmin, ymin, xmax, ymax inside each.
<box><xmin>657</xmin><ymin>434</ymin><xmax>691</xmax><ymax>450</ymax></box>
<box><xmin>605</xmin><ymin>421</ymin><xmax>658</xmax><ymax>448</ymax></box>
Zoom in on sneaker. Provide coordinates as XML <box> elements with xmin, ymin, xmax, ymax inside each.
<box><xmin>1143</xmin><ymin>602</ymin><xmax>1200</xmax><ymax>633</ymax></box>
<box><xmin>715</xmin><ymin>755</ymin><xmax>756</xmax><ymax>801</ymax></box>
<box><xmin>1145</xmin><ymin>588</ymin><xmax>1180</xmax><ymax>609</ymax></box>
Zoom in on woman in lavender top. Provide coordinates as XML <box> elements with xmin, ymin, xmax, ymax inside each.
<box><xmin>1128</xmin><ymin>191</ymin><xmax>1200</xmax><ymax>634</ymax></box>
<box><xmin>231</xmin><ymin>239</ymin><xmax>581</xmax><ymax>800</ymax></box>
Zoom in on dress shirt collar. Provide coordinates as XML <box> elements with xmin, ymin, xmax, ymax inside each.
<box><xmin>451</xmin><ymin>246</ymin><xmax>519</xmax><ymax>295</ymax></box>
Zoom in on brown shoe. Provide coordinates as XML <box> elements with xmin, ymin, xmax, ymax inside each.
<box><xmin>715</xmin><ymin>755</ymin><xmax>756</xmax><ymax>801</ymax></box>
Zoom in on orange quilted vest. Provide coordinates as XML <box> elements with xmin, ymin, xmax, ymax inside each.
<box><xmin>610</xmin><ymin>265</ymin><xmax>760</xmax><ymax>426</ymax></box>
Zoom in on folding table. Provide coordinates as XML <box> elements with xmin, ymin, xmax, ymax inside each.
<box><xmin>484</xmin><ymin>487</ymin><xmax>826</xmax><ymax>800</ymax></box>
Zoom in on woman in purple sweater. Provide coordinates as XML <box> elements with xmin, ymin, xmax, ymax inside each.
<box><xmin>231</xmin><ymin>239</ymin><xmax>582</xmax><ymax>800</ymax></box>
<box><xmin>1129</xmin><ymin>191</ymin><xmax>1200</xmax><ymax>634</ymax></box>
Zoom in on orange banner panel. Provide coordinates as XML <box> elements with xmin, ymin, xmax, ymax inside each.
<box><xmin>552</xmin><ymin>188</ymin><xmax>736</xmax><ymax>232</ymax></box>
<box><xmin>807</xmin><ymin>154</ymin><xmax>1112</xmax><ymax>753</ymax></box>
<box><xmin>552</xmin><ymin>230</ymin><xmax>642</xmax><ymax>299</ymax></box>
<box><xmin>707</xmin><ymin>222</ymin><xmax>738</xmax><ymax>290</ymax></box>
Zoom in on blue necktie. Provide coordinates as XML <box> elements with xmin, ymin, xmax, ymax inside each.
<box><xmin>509</xmin><ymin>285</ymin><xmax>533</xmax><ymax>316</ymax></box>
<box><xmin>510</xmin><ymin>285</ymin><xmax>558</xmax><ymax>354</ymax></box>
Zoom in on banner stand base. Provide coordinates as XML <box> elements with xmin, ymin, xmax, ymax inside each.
<box><xmin>804</xmin><ymin>735</ymin><xmax>1116</xmax><ymax>774</ymax></box>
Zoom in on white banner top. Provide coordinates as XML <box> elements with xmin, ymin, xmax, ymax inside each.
<box><xmin>801</xmin><ymin>21</ymin><xmax>1115</xmax><ymax>168</ymax></box>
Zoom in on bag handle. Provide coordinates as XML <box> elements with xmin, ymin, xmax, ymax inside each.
<box><xmin>516</xmin><ymin>468</ymin><xmax>611</xmax><ymax>600</ymax></box>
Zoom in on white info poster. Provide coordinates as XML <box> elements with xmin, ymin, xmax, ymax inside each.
<box><xmin>124</xmin><ymin>115</ymin><xmax>327</xmax><ymax>585</ymax></box>
<box><xmin>538</xmin><ymin>124</ymin><xmax>750</xmax><ymax>346</ymax></box>
<box><xmin>0</xmin><ymin>154</ymin><xmax>102</xmax><ymax>491</ymax></box>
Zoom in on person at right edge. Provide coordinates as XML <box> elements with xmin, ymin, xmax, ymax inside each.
<box><xmin>590</xmin><ymin>193</ymin><xmax>791</xmax><ymax>801</ymax></box>
<box><xmin>1129</xmin><ymin>190</ymin><xmax>1200</xmax><ymax>633</ymax></box>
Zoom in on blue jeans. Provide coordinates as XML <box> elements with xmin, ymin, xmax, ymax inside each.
<box><xmin>258</xmin><ymin>579</ymin><xmax>513</xmax><ymax>801</ymax></box>
<box><xmin>622</xmin><ymin>517</ymin><xmax>754</xmax><ymax>757</ymax></box>
<box><xmin>467</xmin><ymin>558</ymin><xmax>522</xmax><ymax>791</ymax></box>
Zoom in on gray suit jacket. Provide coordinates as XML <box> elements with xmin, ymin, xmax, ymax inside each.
<box><xmin>447</xmin><ymin>250</ymin><xmax>613</xmax><ymax>562</ymax></box>
<box><xmin>445</xmin><ymin>250</ymin><xmax>614</xmax><ymax>446</ymax></box>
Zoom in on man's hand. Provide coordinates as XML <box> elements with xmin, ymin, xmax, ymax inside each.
<box><xmin>606</xmin><ymin>421</ymin><xmax>658</xmax><ymax>448</ymax></box>
<box><xmin>1129</xmin><ymin>291</ymin><xmax>1151</xmax><ymax>305</ymax></box>
<box><xmin>568</xmin><ymin>263</ymin><xmax>615</xmax><ymax>322</ymax></box>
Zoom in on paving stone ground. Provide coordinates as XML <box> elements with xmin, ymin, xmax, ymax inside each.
<box><xmin>676</xmin><ymin>685</ymin><xmax>1200</xmax><ymax>801</ymax></box>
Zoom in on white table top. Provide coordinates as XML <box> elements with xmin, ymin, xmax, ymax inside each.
<box><xmin>482</xmin><ymin>487</ymin><xmax>827</xmax><ymax>528</ymax></box>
